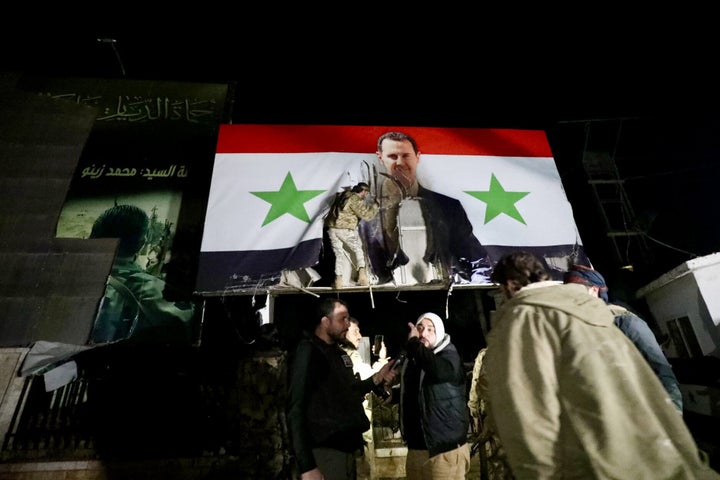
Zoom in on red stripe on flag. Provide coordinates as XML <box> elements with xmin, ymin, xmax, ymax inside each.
<box><xmin>215</xmin><ymin>125</ymin><xmax>553</xmax><ymax>157</ymax></box>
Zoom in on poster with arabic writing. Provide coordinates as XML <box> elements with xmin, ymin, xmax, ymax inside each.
<box><xmin>18</xmin><ymin>75</ymin><xmax>230</xmax><ymax>345</ymax></box>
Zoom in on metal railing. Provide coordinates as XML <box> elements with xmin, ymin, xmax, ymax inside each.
<box><xmin>2</xmin><ymin>375</ymin><xmax>94</xmax><ymax>458</ymax></box>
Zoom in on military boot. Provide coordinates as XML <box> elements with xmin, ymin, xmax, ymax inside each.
<box><xmin>357</xmin><ymin>267</ymin><xmax>369</xmax><ymax>286</ymax></box>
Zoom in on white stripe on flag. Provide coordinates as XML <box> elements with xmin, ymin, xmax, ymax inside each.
<box><xmin>418</xmin><ymin>154</ymin><xmax>582</xmax><ymax>247</ymax></box>
<box><xmin>201</xmin><ymin>152</ymin><xmax>374</xmax><ymax>252</ymax></box>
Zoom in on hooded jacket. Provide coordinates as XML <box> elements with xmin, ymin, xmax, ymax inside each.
<box><xmin>400</xmin><ymin>333</ymin><xmax>469</xmax><ymax>457</ymax></box>
<box><xmin>564</xmin><ymin>264</ymin><xmax>683</xmax><ymax>413</ymax></box>
<box><xmin>485</xmin><ymin>282</ymin><xmax>720</xmax><ymax>480</ymax></box>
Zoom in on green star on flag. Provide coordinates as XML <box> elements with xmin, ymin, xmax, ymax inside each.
<box><xmin>251</xmin><ymin>172</ymin><xmax>326</xmax><ymax>226</ymax></box>
<box><xmin>465</xmin><ymin>174</ymin><xmax>530</xmax><ymax>225</ymax></box>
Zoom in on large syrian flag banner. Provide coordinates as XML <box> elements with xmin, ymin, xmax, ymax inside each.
<box><xmin>196</xmin><ymin>125</ymin><xmax>590</xmax><ymax>294</ymax></box>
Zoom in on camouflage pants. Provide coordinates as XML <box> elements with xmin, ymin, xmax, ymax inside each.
<box><xmin>328</xmin><ymin>227</ymin><xmax>366</xmax><ymax>276</ymax></box>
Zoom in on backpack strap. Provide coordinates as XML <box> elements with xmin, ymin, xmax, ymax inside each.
<box><xmin>106</xmin><ymin>274</ymin><xmax>153</xmax><ymax>333</ymax></box>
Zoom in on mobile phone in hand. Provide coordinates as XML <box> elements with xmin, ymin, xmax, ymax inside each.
<box><xmin>392</xmin><ymin>354</ymin><xmax>406</xmax><ymax>370</ymax></box>
<box><xmin>373</xmin><ymin>335</ymin><xmax>383</xmax><ymax>355</ymax></box>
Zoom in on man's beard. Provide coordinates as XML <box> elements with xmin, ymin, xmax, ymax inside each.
<box><xmin>330</xmin><ymin>330</ymin><xmax>347</xmax><ymax>344</ymax></box>
<box><xmin>391</xmin><ymin>169</ymin><xmax>413</xmax><ymax>190</ymax></box>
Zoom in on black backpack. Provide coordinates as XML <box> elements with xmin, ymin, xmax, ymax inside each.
<box><xmin>324</xmin><ymin>190</ymin><xmax>352</xmax><ymax>226</ymax></box>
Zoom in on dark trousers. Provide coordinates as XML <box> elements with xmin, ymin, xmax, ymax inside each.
<box><xmin>312</xmin><ymin>447</ymin><xmax>357</xmax><ymax>480</ymax></box>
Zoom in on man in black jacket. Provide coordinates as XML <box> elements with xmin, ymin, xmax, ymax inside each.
<box><xmin>287</xmin><ymin>297</ymin><xmax>399</xmax><ymax>480</ymax></box>
<box><xmin>393</xmin><ymin>312</ymin><xmax>471</xmax><ymax>479</ymax></box>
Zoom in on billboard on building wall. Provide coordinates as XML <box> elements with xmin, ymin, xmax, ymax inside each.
<box><xmin>18</xmin><ymin>75</ymin><xmax>231</xmax><ymax>345</ymax></box>
<box><xmin>196</xmin><ymin>125</ymin><xmax>591</xmax><ymax>294</ymax></box>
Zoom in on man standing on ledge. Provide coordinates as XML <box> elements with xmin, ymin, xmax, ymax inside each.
<box><xmin>325</xmin><ymin>182</ymin><xmax>379</xmax><ymax>289</ymax></box>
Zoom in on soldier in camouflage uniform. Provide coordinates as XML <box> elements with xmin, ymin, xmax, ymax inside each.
<box><xmin>325</xmin><ymin>182</ymin><xmax>379</xmax><ymax>289</ymax></box>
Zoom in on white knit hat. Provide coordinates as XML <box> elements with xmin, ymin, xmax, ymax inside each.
<box><xmin>416</xmin><ymin>312</ymin><xmax>445</xmax><ymax>348</ymax></box>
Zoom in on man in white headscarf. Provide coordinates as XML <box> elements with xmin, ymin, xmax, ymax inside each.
<box><xmin>390</xmin><ymin>312</ymin><xmax>471</xmax><ymax>479</ymax></box>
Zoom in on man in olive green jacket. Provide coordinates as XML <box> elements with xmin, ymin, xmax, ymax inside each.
<box><xmin>485</xmin><ymin>251</ymin><xmax>720</xmax><ymax>480</ymax></box>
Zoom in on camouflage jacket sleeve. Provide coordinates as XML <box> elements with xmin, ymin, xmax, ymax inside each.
<box><xmin>333</xmin><ymin>193</ymin><xmax>379</xmax><ymax>229</ymax></box>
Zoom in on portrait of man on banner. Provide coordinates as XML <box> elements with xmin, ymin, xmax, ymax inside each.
<box><xmin>88</xmin><ymin>203</ymin><xmax>198</xmax><ymax>345</ymax></box>
<box><xmin>359</xmin><ymin>131</ymin><xmax>493</xmax><ymax>286</ymax></box>
<box><xmin>58</xmin><ymin>195</ymin><xmax>201</xmax><ymax>346</ymax></box>
<box><xmin>196</xmin><ymin>125</ymin><xmax>591</xmax><ymax>294</ymax></box>
<box><xmin>35</xmin><ymin>77</ymin><xmax>230</xmax><ymax>345</ymax></box>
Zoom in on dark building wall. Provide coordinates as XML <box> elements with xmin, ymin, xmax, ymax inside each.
<box><xmin>0</xmin><ymin>76</ymin><xmax>116</xmax><ymax>347</ymax></box>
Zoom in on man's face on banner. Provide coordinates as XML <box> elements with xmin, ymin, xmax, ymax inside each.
<box><xmin>377</xmin><ymin>138</ymin><xmax>420</xmax><ymax>189</ymax></box>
